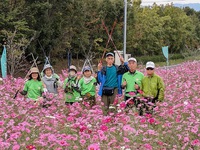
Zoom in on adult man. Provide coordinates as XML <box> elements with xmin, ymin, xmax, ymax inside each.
<box><xmin>97</xmin><ymin>52</ymin><xmax>128</xmax><ymax>114</ymax></box>
<box><xmin>121</xmin><ymin>57</ymin><xmax>144</xmax><ymax>101</ymax></box>
<box><xmin>141</xmin><ymin>61</ymin><xmax>165</xmax><ymax>114</ymax></box>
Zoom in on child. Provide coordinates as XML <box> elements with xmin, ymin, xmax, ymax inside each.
<box><xmin>42</xmin><ymin>64</ymin><xmax>61</xmax><ymax>94</ymax></box>
<box><xmin>79</xmin><ymin>66</ymin><xmax>97</xmax><ymax>107</ymax></box>
<box><xmin>20</xmin><ymin>67</ymin><xmax>44</xmax><ymax>101</ymax></box>
<box><xmin>63</xmin><ymin>65</ymin><xmax>81</xmax><ymax>105</ymax></box>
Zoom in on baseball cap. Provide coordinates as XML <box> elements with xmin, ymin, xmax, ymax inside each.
<box><xmin>106</xmin><ymin>52</ymin><xmax>114</xmax><ymax>57</ymax></box>
<box><xmin>83</xmin><ymin>66</ymin><xmax>91</xmax><ymax>72</ymax></box>
<box><xmin>146</xmin><ymin>61</ymin><xmax>155</xmax><ymax>68</ymax></box>
<box><xmin>128</xmin><ymin>57</ymin><xmax>137</xmax><ymax>63</ymax></box>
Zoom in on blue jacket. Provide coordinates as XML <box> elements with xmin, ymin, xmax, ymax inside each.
<box><xmin>97</xmin><ymin>63</ymin><xmax>128</xmax><ymax>96</ymax></box>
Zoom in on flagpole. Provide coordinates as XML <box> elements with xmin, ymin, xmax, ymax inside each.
<box><xmin>123</xmin><ymin>0</ymin><xmax>127</xmax><ymax>58</ymax></box>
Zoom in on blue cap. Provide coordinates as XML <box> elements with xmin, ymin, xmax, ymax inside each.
<box><xmin>106</xmin><ymin>52</ymin><xmax>114</xmax><ymax>57</ymax></box>
<box><xmin>83</xmin><ymin>66</ymin><xmax>91</xmax><ymax>72</ymax></box>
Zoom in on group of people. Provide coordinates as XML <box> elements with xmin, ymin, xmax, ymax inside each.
<box><xmin>19</xmin><ymin>52</ymin><xmax>165</xmax><ymax>115</ymax></box>
<box><xmin>97</xmin><ymin>52</ymin><xmax>165</xmax><ymax>115</ymax></box>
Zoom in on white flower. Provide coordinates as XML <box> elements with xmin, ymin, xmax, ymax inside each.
<box><xmin>46</xmin><ymin>115</ymin><xmax>55</xmax><ymax>119</ymax></box>
<box><xmin>184</xmin><ymin>101</ymin><xmax>188</xmax><ymax>105</ymax></box>
<box><xmin>87</xmin><ymin>124</ymin><xmax>92</xmax><ymax>128</ymax></box>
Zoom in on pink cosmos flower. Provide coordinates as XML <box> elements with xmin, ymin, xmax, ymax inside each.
<box><xmin>126</xmin><ymin>99</ymin><xmax>134</xmax><ymax>105</ymax></box>
<box><xmin>80</xmin><ymin>126</ymin><xmax>87</xmax><ymax>132</ymax></box>
<box><xmin>98</xmin><ymin>130</ymin><xmax>107</xmax><ymax>141</ymax></box>
<box><xmin>162</xmin><ymin>102</ymin><xmax>168</xmax><ymax>106</ymax></box>
<box><xmin>175</xmin><ymin>118</ymin><xmax>180</xmax><ymax>123</ymax></box>
<box><xmin>140</xmin><ymin>118</ymin><xmax>146</xmax><ymax>124</ymax></box>
<box><xmin>67</xmin><ymin>116</ymin><xmax>74</xmax><ymax>122</ymax></box>
<box><xmin>80</xmin><ymin>139</ymin><xmax>86</xmax><ymax>145</ymax></box>
<box><xmin>3</xmin><ymin>115</ymin><xmax>9</xmax><ymax>119</ymax></box>
<box><xmin>123</xmin><ymin>137</ymin><xmax>130</xmax><ymax>143</ymax></box>
<box><xmin>26</xmin><ymin>145</ymin><xmax>36</xmax><ymax>150</ymax></box>
<box><xmin>191</xmin><ymin>126</ymin><xmax>198</xmax><ymax>134</ymax></box>
<box><xmin>183</xmin><ymin>137</ymin><xmax>189</xmax><ymax>143</ymax></box>
<box><xmin>102</xmin><ymin>117</ymin><xmax>112</xmax><ymax>124</ymax></box>
<box><xmin>100</xmin><ymin>125</ymin><xmax>108</xmax><ymax>131</ymax></box>
<box><xmin>137</xmin><ymin>89</ymin><xmax>143</xmax><ymax>94</ymax></box>
<box><xmin>129</xmin><ymin>92</ymin><xmax>136</xmax><ymax>96</ymax></box>
<box><xmin>123</xmin><ymin>125</ymin><xmax>132</xmax><ymax>132</ymax></box>
<box><xmin>113</xmin><ymin>99</ymin><xmax>118</xmax><ymax>105</ymax></box>
<box><xmin>196</xmin><ymin>109</ymin><xmax>200</xmax><ymax>114</ymax></box>
<box><xmin>120</xmin><ymin>102</ymin><xmax>126</xmax><ymax>109</ymax></box>
<box><xmin>88</xmin><ymin>143</ymin><xmax>100</xmax><ymax>150</ymax></box>
<box><xmin>0</xmin><ymin>121</ymin><xmax>4</xmax><ymax>126</ymax></box>
<box><xmin>92</xmin><ymin>135</ymin><xmax>99</xmax><ymax>141</ymax></box>
<box><xmin>191</xmin><ymin>139</ymin><xmax>200</xmax><ymax>146</ymax></box>
<box><xmin>148</xmin><ymin>118</ymin><xmax>155</xmax><ymax>124</ymax></box>
<box><xmin>157</xmin><ymin>141</ymin><xmax>163</xmax><ymax>146</ymax></box>
<box><xmin>144</xmin><ymin>143</ymin><xmax>152</xmax><ymax>150</ymax></box>
<box><xmin>13</xmin><ymin>144</ymin><xmax>20</xmax><ymax>150</ymax></box>
<box><xmin>59</xmin><ymin>140</ymin><xmax>69</xmax><ymax>146</ymax></box>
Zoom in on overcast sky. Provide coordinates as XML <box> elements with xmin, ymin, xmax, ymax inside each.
<box><xmin>141</xmin><ymin>0</ymin><xmax>200</xmax><ymax>6</ymax></box>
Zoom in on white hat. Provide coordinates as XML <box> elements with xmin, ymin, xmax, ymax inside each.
<box><xmin>43</xmin><ymin>64</ymin><xmax>53</xmax><ymax>71</ymax></box>
<box><xmin>128</xmin><ymin>57</ymin><xmax>137</xmax><ymax>63</ymax></box>
<box><xmin>43</xmin><ymin>64</ymin><xmax>54</xmax><ymax>73</ymax></box>
<box><xmin>146</xmin><ymin>61</ymin><xmax>155</xmax><ymax>68</ymax></box>
<box><xmin>69</xmin><ymin>65</ymin><xmax>77</xmax><ymax>72</ymax></box>
<box><xmin>106</xmin><ymin>52</ymin><xmax>114</xmax><ymax>57</ymax></box>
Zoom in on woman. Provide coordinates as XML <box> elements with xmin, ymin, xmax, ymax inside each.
<box><xmin>79</xmin><ymin>66</ymin><xmax>97</xmax><ymax>107</ymax></box>
<box><xmin>42</xmin><ymin>64</ymin><xmax>61</xmax><ymax>94</ymax></box>
<box><xmin>20</xmin><ymin>67</ymin><xmax>43</xmax><ymax>101</ymax></box>
<box><xmin>63</xmin><ymin>65</ymin><xmax>81</xmax><ymax>105</ymax></box>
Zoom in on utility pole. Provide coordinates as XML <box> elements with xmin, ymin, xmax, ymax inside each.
<box><xmin>123</xmin><ymin>0</ymin><xmax>127</xmax><ymax>58</ymax></box>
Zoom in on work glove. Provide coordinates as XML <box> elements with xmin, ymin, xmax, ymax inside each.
<box><xmin>20</xmin><ymin>90</ymin><xmax>27</xmax><ymax>95</ymax></box>
<box><xmin>43</xmin><ymin>88</ymin><xmax>48</xmax><ymax>93</ymax></box>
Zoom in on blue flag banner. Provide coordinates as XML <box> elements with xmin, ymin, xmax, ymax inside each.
<box><xmin>1</xmin><ymin>45</ymin><xmax>7</xmax><ymax>78</ymax></box>
<box><xmin>162</xmin><ymin>46</ymin><xmax>169</xmax><ymax>59</ymax></box>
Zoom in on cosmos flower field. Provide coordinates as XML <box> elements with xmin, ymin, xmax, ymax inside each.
<box><xmin>0</xmin><ymin>61</ymin><xmax>200</xmax><ymax>150</ymax></box>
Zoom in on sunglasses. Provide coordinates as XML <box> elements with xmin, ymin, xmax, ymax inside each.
<box><xmin>146</xmin><ymin>68</ymin><xmax>154</xmax><ymax>70</ymax></box>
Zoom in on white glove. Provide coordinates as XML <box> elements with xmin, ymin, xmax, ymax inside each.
<box><xmin>43</xmin><ymin>88</ymin><xmax>48</xmax><ymax>93</ymax></box>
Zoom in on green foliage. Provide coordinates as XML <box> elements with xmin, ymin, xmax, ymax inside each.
<box><xmin>0</xmin><ymin>0</ymin><xmax>200</xmax><ymax>72</ymax></box>
<box><xmin>136</xmin><ymin>53</ymin><xmax>184</xmax><ymax>65</ymax></box>
<box><xmin>0</xmin><ymin>0</ymin><xmax>36</xmax><ymax>76</ymax></box>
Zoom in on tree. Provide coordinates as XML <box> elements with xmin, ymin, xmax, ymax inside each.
<box><xmin>0</xmin><ymin>0</ymin><xmax>35</xmax><ymax>76</ymax></box>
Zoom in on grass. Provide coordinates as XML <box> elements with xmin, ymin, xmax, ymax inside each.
<box><xmin>155</xmin><ymin>55</ymin><xmax>200</xmax><ymax>67</ymax></box>
<box><xmin>14</xmin><ymin>54</ymin><xmax>200</xmax><ymax>78</ymax></box>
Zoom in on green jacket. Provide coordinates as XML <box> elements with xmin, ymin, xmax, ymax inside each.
<box><xmin>122</xmin><ymin>71</ymin><xmax>144</xmax><ymax>97</ymax></box>
<box><xmin>141</xmin><ymin>73</ymin><xmax>165</xmax><ymax>101</ymax></box>
<box><xmin>23</xmin><ymin>79</ymin><xmax>43</xmax><ymax>101</ymax></box>
<box><xmin>63</xmin><ymin>76</ymin><xmax>80</xmax><ymax>102</ymax></box>
<box><xmin>79</xmin><ymin>77</ymin><xmax>96</xmax><ymax>97</ymax></box>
